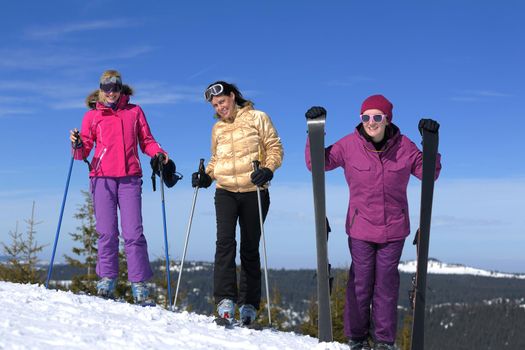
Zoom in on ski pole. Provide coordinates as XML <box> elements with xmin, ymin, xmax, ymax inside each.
<box><xmin>252</xmin><ymin>160</ymin><xmax>272</xmax><ymax>326</ymax></box>
<box><xmin>174</xmin><ymin>158</ymin><xmax>204</xmax><ymax>309</ymax></box>
<box><xmin>157</xmin><ymin>154</ymin><xmax>173</xmax><ymax>311</ymax></box>
<box><xmin>46</xmin><ymin>132</ymin><xmax>80</xmax><ymax>288</ymax></box>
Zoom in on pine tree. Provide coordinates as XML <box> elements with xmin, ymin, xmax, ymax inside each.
<box><xmin>0</xmin><ymin>201</ymin><xmax>46</xmax><ymax>284</ymax></box>
<box><xmin>397</xmin><ymin>311</ymin><xmax>413</xmax><ymax>350</ymax></box>
<box><xmin>330</xmin><ymin>270</ymin><xmax>348</xmax><ymax>342</ymax></box>
<box><xmin>64</xmin><ymin>190</ymin><xmax>98</xmax><ymax>295</ymax></box>
<box><xmin>301</xmin><ymin>293</ymin><xmax>320</xmax><ymax>337</ymax></box>
<box><xmin>257</xmin><ymin>284</ymin><xmax>289</xmax><ymax>330</ymax></box>
<box><xmin>150</xmin><ymin>255</ymin><xmax>175</xmax><ymax>308</ymax></box>
<box><xmin>115</xmin><ymin>240</ymin><xmax>133</xmax><ymax>303</ymax></box>
<box><xmin>300</xmin><ymin>269</ymin><xmax>348</xmax><ymax>343</ymax></box>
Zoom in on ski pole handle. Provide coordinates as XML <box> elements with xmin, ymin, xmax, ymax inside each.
<box><xmin>252</xmin><ymin>160</ymin><xmax>260</xmax><ymax>172</ymax></box>
<box><xmin>198</xmin><ymin>158</ymin><xmax>205</xmax><ymax>174</ymax></box>
<box><xmin>72</xmin><ymin>130</ymin><xmax>82</xmax><ymax>149</ymax></box>
<box><xmin>157</xmin><ymin>153</ymin><xmax>166</xmax><ymax>172</ymax></box>
<box><xmin>151</xmin><ymin>173</ymin><xmax>156</xmax><ymax>192</ymax></box>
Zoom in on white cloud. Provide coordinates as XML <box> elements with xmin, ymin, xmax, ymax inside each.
<box><xmin>461</xmin><ymin>90</ymin><xmax>512</xmax><ymax>98</ymax></box>
<box><xmin>324</xmin><ymin>76</ymin><xmax>374</xmax><ymax>87</ymax></box>
<box><xmin>187</xmin><ymin>65</ymin><xmax>218</xmax><ymax>80</ymax></box>
<box><xmin>0</xmin><ymin>46</ymin><xmax>155</xmax><ymax>70</ymax></box>
<box><xmin>24</xmin><ymin>19</ymin><xmax>138</xmax><ymax>40</ymax></box>
<box><xmin>451</xmin><ymin>89</ymin><xmax>513</xmax><ymax>102</ymax></box>
<box><xmin>0</xmin><ymin>108</ymin><xmax>35</xmax><ymax>118</ymax></box>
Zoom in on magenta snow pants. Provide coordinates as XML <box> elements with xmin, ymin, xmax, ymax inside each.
<box><xmin>91</xmin><ymin>176</ymin><xmax>153</xmax><ymax>282</ymax></box>
<box><xmin>344</xmin><ymin>237</ymin><xmax>405</xmax><ymax>344</ymax></box>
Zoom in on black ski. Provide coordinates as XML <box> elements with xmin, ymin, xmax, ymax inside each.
<box><xmin>212</xmin><ymin>318</ymin><xmax>265</xmax><ymax>331</ymax></box>
<box><xmin>213</xmin><ymin>317</ymin><xmax>234</xmax><ymax>328</ymax></box>
<box><xmin>410</xmin><ymin>129</ymin><xmax>439</xmax><ymax>350</ymax></box>
<box><xmin>306</xmin><ymin>112</ymin><xmax>333</xmax><ymax>343</ymax></box>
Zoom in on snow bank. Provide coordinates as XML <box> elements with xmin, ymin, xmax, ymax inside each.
<box><xmin>0</xmin><ymin>281</ymin><xmax>347</xmax><ymax>350</ymax></box>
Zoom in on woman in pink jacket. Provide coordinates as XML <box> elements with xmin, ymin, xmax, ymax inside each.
<box><xmin>305</xmin><ymin>95</ymin><xmax>441</xmax><ymax>350</ymax></box>
<box><xmin>69</xmin><ymin>70</ymin><xmax>169</xmax><ymax>304</ymax></box>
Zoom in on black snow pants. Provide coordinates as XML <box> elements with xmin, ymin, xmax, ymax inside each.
<box><xmin>213</xmin><ymin>188</ymin><xmax>270</xmax><ymax>310</ymax></box>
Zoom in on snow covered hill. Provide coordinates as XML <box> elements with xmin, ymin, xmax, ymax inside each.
<box><xmin>0</xmin><ymin>281</ymin><xmax>347</xmax><ymax>350</ymax></box>
<box><xmin>398</xmin><ymin>258</ymin><xmax>525</xmax><ymax>279</ymax></box>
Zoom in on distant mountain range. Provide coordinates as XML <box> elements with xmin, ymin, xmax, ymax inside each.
<box><xmin>4</xmin><ymin>256</ymin><xmax>524</xmax><ymax>279</ymax></box>
<box><xmin>398</xmin><ymin>258</ymin><xmax>525</xmax><ymax>279</ymax></box>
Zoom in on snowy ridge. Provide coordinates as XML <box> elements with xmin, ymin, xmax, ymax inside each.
<box><xmin>0</xmin><ymin>281</ymin><xmax>346</xmax><ymax>350</ymax></box>
<box><xmin>398</xmin><ymin>258</ymin><xmax>525</xmax><ymax>279</ymax></box>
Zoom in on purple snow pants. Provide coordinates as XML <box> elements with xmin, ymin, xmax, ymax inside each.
<box><xmin>344</xmin><ymin>237</ymin><xmax>405</xmax><ymax>344</ymax></box>
<box><xmin>90</xmin><ymin>176</ymin><xmax>153</xmax><ymax>282</ymax></box>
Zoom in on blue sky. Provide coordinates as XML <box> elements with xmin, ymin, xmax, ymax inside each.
<box><xmin>1</xmin><ymin>1</ymin><xmax>524</xmax><ymax>273</ymax></box>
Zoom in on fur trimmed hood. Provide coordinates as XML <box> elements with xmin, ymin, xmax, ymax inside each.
<box><xmin>85</xmin><ymin>84</ymin><xmax>134</xmax><ymax>109</ymax></box>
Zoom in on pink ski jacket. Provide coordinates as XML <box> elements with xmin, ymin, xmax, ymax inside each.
<box><xmin>305</xmin><ymin>126</ymin><xmax>441</xmax><ymax>243</ymax></box>
<box><xmin>73</xmin><ymin>92</ymin><xmax>165</xmax><ymax>178</ymax></box>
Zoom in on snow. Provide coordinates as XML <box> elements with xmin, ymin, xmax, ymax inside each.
<box><xmin>0</xmin><ymin>281</ymin><xmax>348</xmax><ymax>350</ymax></box>
<box><xmin>398</xmin><ymin>259</ymin><xmax>525</xmax><ymax>279</ymax></box>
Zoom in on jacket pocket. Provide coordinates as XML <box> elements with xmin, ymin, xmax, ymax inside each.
<box><xmin>386</xmin><ymin>162</ymin><xmax>409</xmax><ymax>185</ymax></box>
<box><xmin>350</xmin><ymin>162</ymin><xmax>370</xmax><ymax>183</ymax></box>
<box><xmin>350</xmin><ymin>162</ymin><xmax>370</xmax><ymax>171</ymax></box>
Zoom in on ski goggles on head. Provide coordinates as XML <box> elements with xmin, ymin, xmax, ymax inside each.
<box><xmin>204</xmin><ymin>83</ymin><xmax>224</xmax><ymax>101</ymax></box>
<box><xmin>100</xmin><ymin>76</ymin><xmax>123</xmax><ymax>93</ymax></box>
<box><xmin>360</xmin><ymin>114</ymin><xmax>386</xmax><ymax>123</ymax></box>
<box><xmin>99</xmin><ymin>83</ymin><xmax>122</xmax><ymax>94</ymax></box>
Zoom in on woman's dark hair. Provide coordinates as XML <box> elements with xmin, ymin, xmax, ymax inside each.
<box><xmin>206</xmin><ymin>80</ymin><xmax>249</xmax><ymax>106</ymax></box>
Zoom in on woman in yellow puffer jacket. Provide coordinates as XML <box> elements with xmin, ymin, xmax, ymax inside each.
<box><xmin>193</xmin><ymin>81</ymin><xmax>283</xmax><ymax>325</ymax></box>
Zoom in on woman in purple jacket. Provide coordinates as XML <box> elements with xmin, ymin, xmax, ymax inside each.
<box><xmin>305</xmin><ymin>95</ymin><xmax>441</xmax><ymax>350</ymax></box>
<box><xmin>69</xmin><ymin>70</ymin><xmax>169</xmax><ymax>304</ymax></box>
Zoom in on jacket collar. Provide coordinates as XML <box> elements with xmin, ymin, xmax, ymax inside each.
<box><xmin>218</xmin><ymin>101</ymin><xmax>254</xmax><ymax>123</ymax></box>
<box><xmin>356</xmin><ymin>123</ymin><xmax>401</xmax><ymax>152</ymax></box>
<box><xmin>96</xmin><ymin>94</ymin><xmax>130</xmax><ymax>112</ymax></box>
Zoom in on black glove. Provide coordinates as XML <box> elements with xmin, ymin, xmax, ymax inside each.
<box><xmin>418</xmin><ymin>118</ymin><xmax>440</xmax><ymax>135</ymax></box>
<box><xmin>150</xmin><ymin>153</ymin><xmax>166</xmax><ymax>175</ymax></box>
<box><xmin>161</xmin><ymin>159</ymin><xmax>181</xmax><ymax>188</ymax></box>
<box><xmin>250</xmin><ymin>167</ymin><xmax>273</xmax><ymax>186</ymax></box>
<box><xmin>305</xmin><ymin>106</ymin><xmax>326</xmax><ymax>120</ymax></box>
<box><xmin>191</xmin><ymin>172</ymin><xmax>212</xmax><ymax>188</ymax></box>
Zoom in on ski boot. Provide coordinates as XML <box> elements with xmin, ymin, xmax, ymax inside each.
<box><xmin>214</xmin><ymin>298</ymin><xmax>235</xmax><ymax>326</ymax></box>
<box><xmin>96</xmin><ymin>277</ymin><xmax>116</xmax><ymax>299</ymax></box>
<box><xmin>239</xmin><ymin>304</ymin><xmax>257</xmax><ymax>326</ymax></box>
<box><xmin>348</xmin><ymin>338</ymin><xmax>371</xmax><ymax>350</ymax></box>
<box><xmin>131</xmin><ymin>281</ymin><xmax>155</xmax><ymax>306</ymax></box>
<box><xmin>374</xmin><ymin>342</ymin><xmax>395</xmax><ymax>350</ymax></box>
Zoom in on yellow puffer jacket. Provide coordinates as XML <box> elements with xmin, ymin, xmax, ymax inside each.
<box><xmin>206</xmin><ymin>103</ymin><xmax>283</xmax><ymax>193</ymax></box>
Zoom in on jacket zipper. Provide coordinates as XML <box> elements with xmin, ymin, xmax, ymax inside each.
<box><xmin>349</xmin><ymin>208</ymin><xmax>358</xmax><ymax>229</ymax></box>
<box><xmin>402</xmin><ymin>208</ymin><xmax>409</xmax><ymax>228</ymax></box>
<box><xmin>132</xmin><ymin>120</ymin><xmax>140</xmax><ymax>165</ymax></box>
<box><xmin>94</xmin><ymin>147</ymin><xmax>107</xmax><ymax>171</ymax></box>
<box><xmin>120</xmin><ymin>117</ymin><xmax>128</xmax><ymax>174</ymax></box>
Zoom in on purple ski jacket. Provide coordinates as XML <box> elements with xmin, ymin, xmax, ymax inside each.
<box><xmin>73</xmin><ymin>93</ymin><xmax>165</xmax><ymax>178</ymax></box>
<box><xmin>305</xmin><ymin>125</ymin><xmax>441</xmax><ymax>243</ymax></box>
